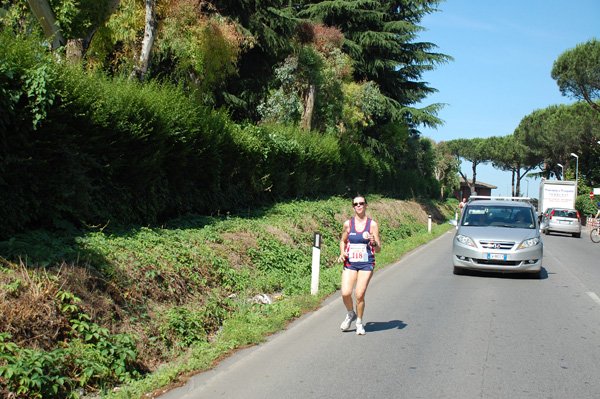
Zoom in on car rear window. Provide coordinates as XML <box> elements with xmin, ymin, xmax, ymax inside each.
<box><xmin>552</xmin><ymin>209</ymin><xmax>578</xmax><ymax>218</ymax></box>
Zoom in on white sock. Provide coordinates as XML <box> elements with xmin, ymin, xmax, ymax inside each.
<box><xmin>356</xmin><ymin>318</ymin><xmax>362</xmax><ymax>325</ymax></box>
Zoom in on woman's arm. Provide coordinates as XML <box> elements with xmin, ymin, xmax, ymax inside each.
<box><xmin>337</xmin><ymin>220</ymin><xmax>350</xmax><ymax>262</ymax></box>
<box><xmin>369</xmin><ymin>220</ymin><xmax>381</xmax><ymax>254</ymax></box>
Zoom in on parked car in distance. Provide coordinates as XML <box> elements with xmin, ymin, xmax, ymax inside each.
<box><xmin>541</xmin><ymin>208</ymin><xmax>581</xmax><ymax>238</ymax></box>
<box><xmin>449</xmin><ymin>196</ymin><xmax>543</xmax><ymax>278</ymax></box>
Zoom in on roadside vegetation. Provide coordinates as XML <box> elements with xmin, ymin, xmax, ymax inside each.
<box><xmin>0</xmin><ymin>24</ymin><xmax>450</xmax><ymax>239</ymax></box>
<box><xmin>0</xmin><ymin>196</ymin><xmax>456</xmax><ymax>398</ymax></box>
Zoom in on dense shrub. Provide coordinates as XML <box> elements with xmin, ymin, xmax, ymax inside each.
<box><xmin>0</xmin><ymin>27</ymin><xmax>439</xmax><ymax>239</ymax></box>
<box><xmin>576</xmin><ymin>194</ymin><xmax>597</xmax><ymax>219</ymax></box>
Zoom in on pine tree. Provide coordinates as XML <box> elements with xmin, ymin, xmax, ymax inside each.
<box><xmin>210</xmin><ymin>0</ymin><xmax>300</xmax><ymax>121</ymax></box>
<box><xmin>298</xmin><ymin>0</ymin><xmax>451</xmax><ymax>132</ymax></box>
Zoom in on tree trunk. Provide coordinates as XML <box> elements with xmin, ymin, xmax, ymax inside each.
<box><xmin>517</xmin><ymin>165</ymin><xmax>535</xmax><ymax>197</ymax></box>
<box><xmin>458</xmin><ymin>170</ymin><xmax>474</xmax><ymax>197</ymax></box>
<box><xmin>66</xmin><ymin>39</ymin><xmax>85</xmax><ymax>63</ymax></box>
<box><xmin>515</xmin><ymin>162</ymin><xmax>522</xmax><ymax>196</ymax></box>
<box><xmin>130</xmin><ymin>0</ymin><xmax>157</xmax><ymax>82</ymax></box>
<box><xmin>67</xmin><ymin>0</ymin><xmax>122</xmax><ymax>62</ymax></box>
<box><xmin>27</xmin><ymin>0</ymin><xmax>65</xmax><ymax>51</ymax></box>
<box><xmin>301</xmin><ymin>83</ymin><xmax>316</xmax><ymax>131</ymax></box>
<box><xmin>29</xmin><ymin>0</ymin><xmax>121</xmax><ymax>58</ymax></box>
<box><xmin>583</xmin><ymin>92</ymin><xmax>600</xmax><ymax>114</ymax></box>
<box><xmin>470</xmin><ymin>162</ymin><xmax>477</xmax><ymax>195</ymax></box>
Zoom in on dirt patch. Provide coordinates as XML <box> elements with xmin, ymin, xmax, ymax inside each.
<box><xmin>418</xmin><ymin>201</ymin><xmax>452</xmax><ymax>223</ymax></box>
<box><xmin>368</xmin><ymin>199</ymin><xmax>446</xmax><ymax>226</ymax></box>
<box><xmin>219</xmin><ymin>231</ymin><xmax>257</xmax><ymax>271</ymax></box>
<box><xmin>263</xmin><ymin>224</ymin><xmax>294</xmax><ymax>245</ymax></box>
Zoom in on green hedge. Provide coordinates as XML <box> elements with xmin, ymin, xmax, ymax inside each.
<box><xmin>0</xmin><ymin>28</ymin><xmax>438</xmax><ymax>239</ymax></box>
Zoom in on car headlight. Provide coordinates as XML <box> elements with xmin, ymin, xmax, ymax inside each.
<box><xmin>518</xmin><ymin>237</ymin><xmax>540</xmax><ymax>249</ymax></box>
<box><xmin>455</xmin><ymin>234</ymin><xmax>475</xmax><ymax>247</ymax></box>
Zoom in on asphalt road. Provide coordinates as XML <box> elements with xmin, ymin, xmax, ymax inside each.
<box><xmin>161</xmin><ymin>229</ymin><xmax>600</xmax><ymax>399</ymax></box>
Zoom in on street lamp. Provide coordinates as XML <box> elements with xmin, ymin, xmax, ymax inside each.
<box><xmin>525</xmin><ymin>179</ymin><xmax>530</xmax><ymax>197</ymax></box>
<box><xmin>557</xmin><ymin>163</ymin><xmax>564</xmax><ymax>180</ymax></box>
<box><xmin>571</xmin><ymin>153</ymin><xmax>579</xmax><ymax>183</ymax></box>
<box><xmin>570</xmin><ymin>153</ymin><xmax>579</xmax><ymax>198</ymax></box>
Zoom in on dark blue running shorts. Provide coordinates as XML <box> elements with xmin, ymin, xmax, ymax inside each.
<box><xmin>344</xmin><ymin>263</ymin><xmax>374</xmax><ymax>272</ymax></box>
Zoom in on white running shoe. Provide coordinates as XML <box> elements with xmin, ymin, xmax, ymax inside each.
<box><xmin>356</xmin><ymin>322</ymin><xmax>366</xmax><ymax>335</ymax></box>
<box><xmin>340</xmin><ymin>311</ymin><xmax>356</xmax><ymax>331</ymax></box>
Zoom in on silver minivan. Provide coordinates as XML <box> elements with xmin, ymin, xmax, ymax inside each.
<box><xmin>449</xmin><ymin>197</ymin><xmax>543</xmax><ymax>278</ymax></box>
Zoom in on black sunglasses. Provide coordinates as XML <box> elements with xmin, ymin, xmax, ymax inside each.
<box><xmin>353</xmin><ymin>202</ymin><xmax>366</xmax><ymax>207</ymax></box>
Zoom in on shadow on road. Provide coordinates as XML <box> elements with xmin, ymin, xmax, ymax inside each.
<box><xmin>458</xmin><ymin>267</ymin><xmax>548</xmax><ymax>280</ymax></box>
<box><xmin>363</xmin><ymin>319</ymin><xmax>407</xmax><ymax>332</ymax></box>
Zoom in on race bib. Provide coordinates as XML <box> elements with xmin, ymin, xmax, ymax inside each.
<box><xmin>348</xmin><ymin>244</ymin><xmax>368</xmax><ymax>263</ymax></box>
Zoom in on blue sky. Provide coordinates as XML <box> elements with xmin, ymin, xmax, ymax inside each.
<box><xmin>417</xmin><ymin>0</ymin><xmax>599</xmax><ymax>199</ymax></box>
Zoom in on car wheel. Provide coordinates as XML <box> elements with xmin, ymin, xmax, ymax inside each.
<box><xmin>453</xmin><ymin>266</ymin><xmax>464</xmax><ymax>275</ymax></box>
<box><xmin>530</xmin><ymin>270</ymin><xmax>542</xmax><ymax>279</ymax></box>
<box><xmin>573</xmin><ymin>232</ymin><xmax>581</xmax><ymax>238</ymax></box>
<box><xmin>544</xmin><ymin>229</ymin><xmax>549</xmax><ymax>235</ymax></box>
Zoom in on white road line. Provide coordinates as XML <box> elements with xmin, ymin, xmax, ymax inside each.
<box><xmin>587</xmin><ymin>292</ymin><xmax>600</xmax><ymax>306</ymax></box>
<box><xmin>545</xmin><ymin>247</ymin><xmax>600</xmax><ymax>307</ymax></box>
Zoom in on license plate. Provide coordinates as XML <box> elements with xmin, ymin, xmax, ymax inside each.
<box><xmin>487</xmin><ymin>253</ymin><xmax>507</xmax><ymax>260</ymax></box>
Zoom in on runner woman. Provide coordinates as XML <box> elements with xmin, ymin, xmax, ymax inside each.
<box><xmin>337</xmin><ymin>196</ymin><xmax>381</xmax><ymax>335</ymax></box>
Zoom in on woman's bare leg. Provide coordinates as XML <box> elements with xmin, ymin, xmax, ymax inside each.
<box><xmin>341</xmin><ymin>268</ymin><xmax>358</xmax><ymax>312</ymax></box>
<box><xmin>354</xmin><ymin>270</ymin><xmax>373</xmax><ymax>319</ymax></box>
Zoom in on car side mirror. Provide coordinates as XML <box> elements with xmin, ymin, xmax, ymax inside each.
<box><xmin>449</xmin><ymin>219</ymin><xmax>457</xmax><ymax>227</ymax></box>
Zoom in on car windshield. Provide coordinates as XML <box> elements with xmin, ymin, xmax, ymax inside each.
<box><xmin>462</xmin><ymin>205</ymin><xmax>535</xmax><ymax>229</ymax></box>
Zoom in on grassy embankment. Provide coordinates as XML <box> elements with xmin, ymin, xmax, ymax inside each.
<box><xmin>0</xmin><ymin>196</ymin><xmax>457</xmax><ymax>398</ymax></box>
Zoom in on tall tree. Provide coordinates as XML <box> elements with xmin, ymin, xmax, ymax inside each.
<box><xmin>571</xmin><ymin>101</ymin><xmax>600</xmax><ymax>186</ymax></box>
<box><xmin>129</xmin><ymin>0</ymin><xmax>157</xmax><ymax>82</ymax></box>
<box><xmin>514</xmin><ymin>103</ymin><xmax>596</xmax><ymax>181</ymax></box>
<box><xmin>26</xmin><ymin>0</ymin><xmax>65</xmax><ymax>50</ymax></box>
<box><xmin>444</xmin><ymin>138</ymin><xmax>489</xmax><ymax>195</ymax></box>
<box><xmin>150</xmin><ymin>0</ymin><xmax>254</xmax><ymax>95</ymax></box>
<box><xmin>26</xmin><ymin>0</ymin><xmax>121</xmax><ymax>60</ymax></box>
<box><xmin>488</xmin><ymin>135</ymin><xmax>539</xmax><ymax>197</ymax></box>
<box><xmin>298</xmin><ymin>0</ymin><xmax>451</xmax><ymax>132</ymax></box>
<box><xmin>513</xmin><ymin>107</ymin><xmax>556</xmax><ymax>180</ymax></box>
<box><xmin>258</xmin><ymin>21</ymin><xmax>386</xmax><ymax>135</ymax></box>
<box><xmin>433</xmin><ymin>140</ymin><xmax>460</xmax><ymax>200</ymax></box>
<box><xmin>551</xmin><ymin>38</ymin><xmax>600</xmax><ymax>114</ymax></box>
<box><xmin>209</xmin><ymin>0</ymin><xmax>299</xmax><ymax>120</ymax></box>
